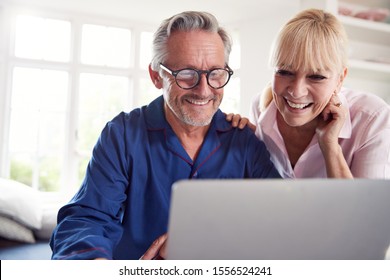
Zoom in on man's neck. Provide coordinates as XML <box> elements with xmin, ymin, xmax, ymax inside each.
<box><xmin>165</xmin><ymin>105</ymin><xmax>210</xmax><ymax>160</ymax></box>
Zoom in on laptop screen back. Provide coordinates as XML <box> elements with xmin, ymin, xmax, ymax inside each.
<box><xmin>166</xmin><ymin>179</ymin><xmax>390</xmax><ymax>260</ymax></box>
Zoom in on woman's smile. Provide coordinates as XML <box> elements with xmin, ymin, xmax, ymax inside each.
<box><xmin>285</xmin><ymin>98</ymin><xmax>313</xmax><ymax>110</ymax></box>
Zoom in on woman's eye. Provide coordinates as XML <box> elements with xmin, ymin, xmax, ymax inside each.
<box><xmin>309</xmin><ymin>75</ymin><xmax>326</xmax><ymax>81</ymax></box>
<box><xmin>276</xmin><ymin>70</ymin><xmax>292</xmax><ymax>76</ymax></box>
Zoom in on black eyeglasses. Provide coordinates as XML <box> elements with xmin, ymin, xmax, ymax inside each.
<box><xmin>159</xmin><ymin>63</ymin><xmax>234</xmax><ymax>90</ymax></box>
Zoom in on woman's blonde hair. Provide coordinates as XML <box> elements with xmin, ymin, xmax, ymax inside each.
<box><xmin>260</xmin><ymin>9</ymin><xmax>349</xmax><ymax>111</ymax></box>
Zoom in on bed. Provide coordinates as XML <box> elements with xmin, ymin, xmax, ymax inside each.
<box><xmin>0</xmin><ymin>238</ymin><xmax>52</xmax><ymax>260</ymax></box>
<box><xmin>0</xmin><ymin>178</ymin><xmax>65</xmax><ymax>260</ymax></box>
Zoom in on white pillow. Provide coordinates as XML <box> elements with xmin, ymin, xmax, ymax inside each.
<box><xmin>34</xmin><ymin>206</ymin><xmax>58</xmax><ymax>240</ymax></box>
<box><xmin>0</xmin><ymin>215</ymin><xmax>36</xmax><ymax>243</ymax></box>
<box><xmin>0</xmin><ymin>178</ymin><xmax>42</xmax><ymax>230</ymax></box>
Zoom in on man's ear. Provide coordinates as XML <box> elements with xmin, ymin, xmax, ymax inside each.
<box><xmin>149</xmin><ymin>64</ymin><xmax>163</xmax><ymax>89</ymax></box>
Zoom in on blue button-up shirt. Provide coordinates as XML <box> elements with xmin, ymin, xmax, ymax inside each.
<box><xmin>50</xmin><ymin>96</ymin><xmax>280</xmax><ymax>259</ymax></box>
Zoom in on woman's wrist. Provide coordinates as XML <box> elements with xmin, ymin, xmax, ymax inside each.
<box><xmin>320</xmin><ymin>141</ymin><xmax>342</xmax><ymax>158</ymax></box>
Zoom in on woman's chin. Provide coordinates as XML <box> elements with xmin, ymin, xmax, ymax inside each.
<box><xmin>281</xmin><ymin>114</ymin><xmax>313</xmax><ymax>127</ymax></box>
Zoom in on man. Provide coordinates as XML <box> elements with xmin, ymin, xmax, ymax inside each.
<box><xmin>50</xmin><ymin>11</ymin><xmax>280</xmax><ymax>260</ymax></box>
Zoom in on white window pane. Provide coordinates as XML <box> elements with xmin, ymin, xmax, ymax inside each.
<box><xmin>79</xmin><ymin>73</ymin><xmax>129</xmax><ymax>113</ymax></box>
<box><xmin>229</xmin><ymin>32</ymin><xmax>241</xmax><ymax>69</ymax></box>
<box><xmin>9</xmin><ymin>67</ymin><xmax>68</xmax><ymax>191</ymax></box>
<box><xmin>220</xmin><ymin>77</ymin><xmax>240</xmax><ymax>114</ymax></box>
<box><xmin>10</xmin><ymin>153</ymin><xmax>34</xmax><ymax>187</ymax></box>
<box><xmin>107</xmin><ymin>27</ymin><xmax>131</xmax><ymax>68</ymax></box>
<box><xmin>10</xmin><ymin>152</ymin><xmax>63</xmax><ymax>191</ymax></box>
<box><xmin>138</xmin><ymin>77</ymin><xmax>160</xmax><ymax>106</ymax></box>
<box><xmin>38</xmin><ymin>113</ymin><xmax>66</xmax><ymax>192</ymax></box>
<box><xmin>15</xmin><ymin>16</ymin><xmax>44</xmax><ymax>60</ymax></box>
<box><xmin>9</xmin><ymin>110</ymin><xmax>65</xmax><ymax>158</ymax></box>
<box><xmin>81</xmin><ymin>24</ymin><xmax>106</xmax><ymax>66</ymax></box>
<box><xmin>9</xmin><ymin>111</ymin><xmax>66</xmax><ymax>192</ymax></box>
<box><xmin>77</xmin><ymin>74</ymin><xmax>131</xmax><ymax>185</ymax></box>
<box><xmin>40</xmin><ymin>70</ymin><xmax>68</xmax><ymax>111</ymax></box>
<box><xmin>39</xmin><ymin>112</ymin><xmax>66</xmax><ymax>152</ymax></box>
<box><xmin>81</xmin><ymin>24</ymin><xmax>131</xmax><ymax>68</ymax></box>
<box><xmin>78</xmin><ymin>73</ymin><xmax>130</xmax><ymax>152</ymax></box>
<box><xmin>44</xmin><ymin>19</ymin><xmax>71</xmax><ymax>62</ymax></box>
<box><xmin>140</xmin><ymin>32</ymin><xmax>153</xmax><ymax>69</ymax></box>
<box><xmin>15</xmin><ymin>15</ymin><xmax>70</xmax><ymax>62</ymax></box>
<box><xmin>11</xmin><ymin>67</ymin><xmax>68</xmax><ymax>112</ymax></box>
<box><xmin>11</xmin><ymin>67</ymin><xmax>41</xmax><ymax>109</ymax></box>
<box><xmin>39</xmin><ymin>156</ymin><xmax>62</xmax><ymax>191</ymax></box>
<box><xmin>9</xmin><ymin>109</ymin><xmax>39</xmax><ymax>152</ymax></box>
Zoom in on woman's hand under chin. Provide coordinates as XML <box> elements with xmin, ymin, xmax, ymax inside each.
<box><xmin>315</xmin><ymin>94</ymin><xmax>353</xmax><ymax>178</ymax></box>
<box><xmin>316</xmin><ymin>94</ymin><xmax>347</xmax><ymax>153</ymax></box>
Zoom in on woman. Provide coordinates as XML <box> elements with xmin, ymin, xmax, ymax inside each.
<box><xmin>249</xmin><ymin>9</ymin><xmax>390</xmax><ymax>178</ymax></box>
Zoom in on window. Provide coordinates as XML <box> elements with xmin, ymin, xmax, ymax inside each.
<box><xmin>9</xmin><ymin>15</ymin><xmax>71</xmax><ymax>191</ymax></box>
<box><xmin>15</xmin><ymin>15</ymin><xmax>71</xmax><ymax>62</ymax></box>
<box><xmin>2</xmin><ymin>11</ymin><xmax>241</xmax><ymax>192</ymax></box>
<box><xmin>222</xmin><ymin>77</ymin><xmax>241</xmax><ymax>114</ymax></box>
<box><xmin>76</xmin><ymin>73</ymin><xmax>130</xmax><ymax>184</ymax></box>
<box><xmin>138</xmin><ymin>31</ymin><xmax>160</xmax><ymax>105</ymax></box>
<box><xmin>9</xmin><ymin>68</ymin><xmax>68</xmax><ymax>191</ymax></box>
<box><xmin>139</xmin><ymin>31</ymin><xmax>153</xmax><ymax>69</ymax></box>
<box><xmin>81</xmin><ymin>24</ymin><xmax>131</xmax><ymax>68</ymax></box>
<box><xmin>5</xmin><ymin>14</ymin><xmax>138</xmax><ymax>192</ymax></box>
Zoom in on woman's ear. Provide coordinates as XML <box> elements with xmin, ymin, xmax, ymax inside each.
<box><xmin>341</xmin><ymin>67</ymin><xmax>348</xmax><ymax>81</ymax></box>
<box><xmin>335</xmin><ymin>67</ymin><xmax>348</xmax><ymax>93</ymax></box>
<box><xmin>149</xmin><ymin>64</ymin><xmax>163</xmax><ymax>89</ymax></box>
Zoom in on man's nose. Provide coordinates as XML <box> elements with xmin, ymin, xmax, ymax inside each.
<box><xmin>195</xmin><ymin>73</ymin><xmax>212</xmax><ymax>94</ymax></box>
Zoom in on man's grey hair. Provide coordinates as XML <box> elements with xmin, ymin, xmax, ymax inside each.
<box><xmin>150</xmin><ymin>11</ymin><xmax>232</xmax><ymax>71</ymax></box>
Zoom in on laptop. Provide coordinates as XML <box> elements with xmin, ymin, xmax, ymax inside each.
<box><xmin>165</xmin><ymin>179</ymin><xmax>390</xmax><ymax>260</ymax></box>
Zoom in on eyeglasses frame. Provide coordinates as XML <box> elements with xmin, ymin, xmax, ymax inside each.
<box><xmin>159</xmin><ymin>63</ymin><xmax>234</xmax><ymax>90</ymax></box>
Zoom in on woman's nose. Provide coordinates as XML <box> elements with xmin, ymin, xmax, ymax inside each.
<box><xmin>288</xmin><ymin>79</ymin><xmax>308</xmax><ymax>98</ymax></box>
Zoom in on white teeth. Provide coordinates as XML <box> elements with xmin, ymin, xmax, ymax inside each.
<box><xmin>286</xmin><ymin>100</ymin><xmax>309</xmax><ymax>109</ymax></box>
<box><xmin>187</xmin><ymin>99</ymin><xmax>209</xmax><ymax>105</ymax></box>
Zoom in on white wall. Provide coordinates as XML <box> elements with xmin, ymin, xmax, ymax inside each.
<box><xmin>237</xmin><ymin>10</ymin><xmax>299</xmax><ymax>115</ymax></box>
